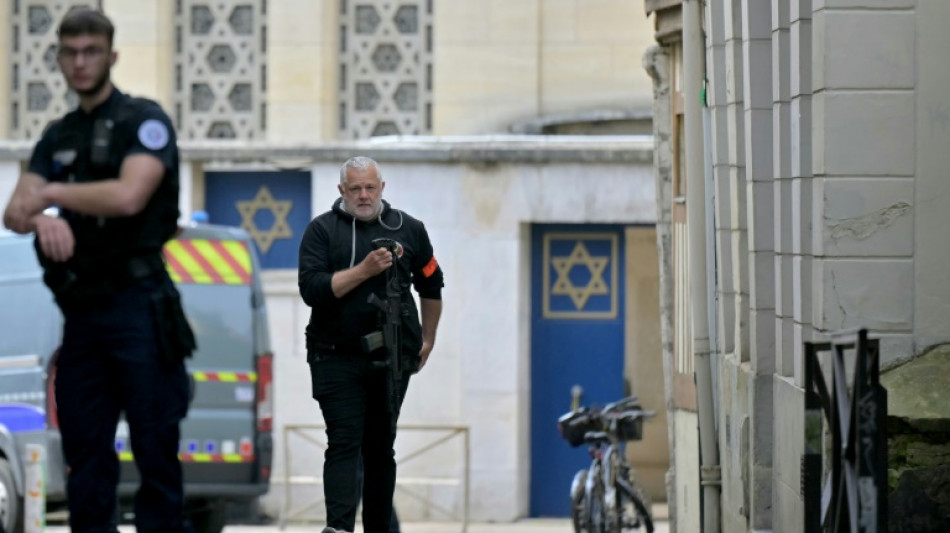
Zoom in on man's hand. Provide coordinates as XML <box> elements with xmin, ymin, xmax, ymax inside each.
<box><xmin>415</xmin><ymin>340</ymin><xmax>434</xmax><ymax>374</ymax></box>
<box><xmin>33</xmin><ymin>215</ymin><xmax>75</xmax><ymax>262</ymax></box>
<box><xmin>330</xmin><ymin>246</ymin><xmax>394</xmax><ymax>298</ymax></box>
<box><xmin>360</xmin><ymin>247</ymin><xmax>394</xmax><ymax>276</ymax></box>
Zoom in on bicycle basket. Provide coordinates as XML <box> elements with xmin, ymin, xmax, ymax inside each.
<box><xmin>557</xmin><ymin>408</ymin><xmax>602</xmax><ymax>447</ymax></box>
<box><xmin>614</xmin><ymin>411</ymin><xmax>645</xmax><ymax>442</ymax></box>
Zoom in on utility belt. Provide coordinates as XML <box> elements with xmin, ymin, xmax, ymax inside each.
<box><xmin>48</xmin><ymin>253</ymin><xmax>167</xmax><ymax>308</ymax></box>
<box><xmin>307</xmin><ymin>337</ymin><xmax>377</xmax><ymax>357</ymax></box>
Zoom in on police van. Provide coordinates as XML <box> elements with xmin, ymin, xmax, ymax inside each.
<box><xmin>0</xmin><ymin>223</ymin><xmax>273</xmax><ymax>533</ymax></box>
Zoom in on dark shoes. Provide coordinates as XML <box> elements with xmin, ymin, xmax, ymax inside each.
<box><xmin>321</xmin><ymin>527</ymin><xmax>353</xmax><ymax>533</ymax></box>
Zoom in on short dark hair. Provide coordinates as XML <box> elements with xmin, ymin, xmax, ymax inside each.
<box><xmin>58</xmin><ymin>8</ymin><xmax>115</xmax><ymax>46</ymax></box>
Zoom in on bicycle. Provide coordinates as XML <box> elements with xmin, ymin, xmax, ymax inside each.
<box><xmin>557</xmin><ymin>396</ymin><xmax>655</xmax><ymax>533</ymax></box>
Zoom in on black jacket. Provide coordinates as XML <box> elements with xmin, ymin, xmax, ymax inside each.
<box><xmin>298</xmin><ymin>198</ymin><xmax>443</xmax><ymax>357</ymax></box>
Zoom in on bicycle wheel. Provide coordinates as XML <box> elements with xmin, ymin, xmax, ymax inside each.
<box><xmin>616</xmin><ymin>476</ymin><xmax>654</xmax><ymax>533</ymax></box>
<box><xmin>586</xmin><ymin>474</ymin><xmax>608</xmax><ymax>533</ymax></box>
<box><xmin>570</xmin><ymin>469</ymin><xmax>588</xmax><ymax>533</ymax></box>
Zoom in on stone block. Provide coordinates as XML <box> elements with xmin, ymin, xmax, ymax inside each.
<box><xmin>723</xmin><ymin>0</ymin><xmax>743</xmax><ymax>41</ymax></box>
<box><xmin>816</xmin><ymin>178</ymin><xmax>914</xmax><ymax>257</ymax></box>
<box><xmin>792</xmin><ymin>255</ymin><xmax>813</xmax><ymax>323</ymax></box>
<box><xmin>778</xmin><ymin>316</ymin><xmax>795</xmax><ymax>377</ymax></box>
<box><xmin>708</xmin><ymin>0</ymin><xmax>727</xmax><ymax>44</ymax></box>
<box><xmin>718</xmin><ymin>284</ymin><xmax>738</xmax><ymax>355</ymax></box>
<box><xmin>772</xmin><ymin>376</ymin><xmax>804</xmax><ymax>529</ymax></box>
<box><xmin>774</xmin><ymin>178</ymin><xmax>792</xmax><ymax>253</ymax></box>
<box><xmin>576</xmin><ymin>0</ymin><xmax>642</xmax><ymax>43</ymax></box>
<box><xmin>268</xmin><ymin>0</ymin><xmax>328</xmax><ymax>44</ymax></box>
<box><xmin>816</xmin><ymin>12</ymin><xmax>915</xmax><ymax>90</ymax></box>
<box><xmin>791</xmin><ymin>177</ymin><xmax>812</xmax><ymax>255</ymax></box>
<box><xmin>435</xmin><ymin>1</ymin><xmax>491</xmax><ymax>44</ymax></box>
<box><xmin>266</xmin><ymin>103</ymin><xmax>328</xmax><ymax>143</ymax></box>
<box><xmin>727</xmin><ymin>103</ymin><xmax>746</xmax><ymax>167</ymax></box>
<box><xmin>814</xmin><ymin>259</ymin><xmax>913</xmax><ymax>332</ymax></box>
<box><xmin>709</xmin><ymin>45</ymin><xmax>730</xmax><ymax>108</ymax></box>
<box><xmin>773</xmin><ymin>103</ymin><xmax>791</xmax><ymax>178</ymax></box>
<box><xmin>743</xmin><ymin>39</ymin><xmax>773</xmax><ymax>110</ymax></box>
<box><xmin>750</xmin><ymin>249</ymin><xmax>777</xmax><ymax>313</ymax></box>
<box><xmin>790</xmin><ymin>19</ymin><xmax>812</xmax><ymax>97</ymax></box>
<box><xmin>542</xmin><ymin>0</ymin><xmax>578</xmax><ymax>43</ymax></box>
<box><xmin>776</xmin><ymin>253</ymin><xmax>793</xmax><ymax>316</ymax></box>
<box><xmin>744</xmin><ymin>109</ymin><xmax>774</xmax><ymax>180</ymax></box>
<box><xmin>750</xmin><ymin>307</ymin><xmax>777</xmax><ymax>374</ymax></box>
<box><xmin>875</xmin><ymin>333</ymin><xmax>914</xmax><ymax>370</ymax></box>
<box><xmin>726</xmin><ymin>41</ymin><xmax>746</xmax><ymax>105</ymax></box>
<box><xmin>488</xmin><ymin>0</ymin><xmax>540</xmax><ymax>44</ymax></box>
<box><xmin>813</xmin><ymin>91</ymin><xmax>915</xmax><ymax>177</ymax></box>
<box><xmin>748</xmin><ymin>181</ymin><xmax>775</xmax><ymax>251</ymax></box>
<box><xmin>789</xmin><ymin>95</ymin><xmax>811</xmax><ymax>178</ymax></box>
<box><xmin>814</xmin><ymin>0</ymin><xmax>916</xmax><ymax>9</ymax></box>
<box><xmin>772</xmin><ymin>0</ymin><xmax>790</xmax><ymax>30</ymax></box>
<box><xmin>714</xmin><ymin>165</ymin><xmax>733</xmax><ymax>229</ymax></box>
<box><xmin>772</xmin><ymin>29</ymin><xmax>790</xmax><ymax>103</ymax></box>
<box><xmin>717</xmin><ymin>227</ymin><xmax>735</xmax><ymax>291</ymax></box>
<box><xmin>791</xmin><ymin>0</ymin><xmax>813</xmax><ymax>23</ymax></box>
<box><xmin>729</xmin><ymin>166</ymin><xmax>748</xmax><ymax>229</ymax></box>
<box><xmin>743</xmin><ymin>0</ymin><xmax>772</xmax><ymax>40</ymax></box>
<box><xmin>268</xmin><ymin>45</ymin><xmax>329</xmax><ymax>103</ymax></box>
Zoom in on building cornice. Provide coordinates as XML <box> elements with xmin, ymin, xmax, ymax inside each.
<box><xmin>0</xmin><ymin>136</ymin><xmax>654</xmax><ymax>165</ymax></box>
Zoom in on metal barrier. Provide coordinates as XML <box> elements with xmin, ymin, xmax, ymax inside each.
<box><xmin>279</xmin><ymin>423</ymin><xmax>470</xmax><ymax>531</ymax></box>
<box><xmin>802</xmin><ymin>328</ymin><xmax>887</xmax><ymax>532</ymax></box>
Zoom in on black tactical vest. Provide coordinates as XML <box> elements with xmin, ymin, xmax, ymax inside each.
<box><xmin>38</xmin><ymin>91</ymin><xmax>179</xmax><ymax>298</ymax></box>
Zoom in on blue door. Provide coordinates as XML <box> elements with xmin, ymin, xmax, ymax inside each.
<box><xmin>530</xmin><ymin>224</ymin><xmax>626</xmax><ymax>516</ymax></box>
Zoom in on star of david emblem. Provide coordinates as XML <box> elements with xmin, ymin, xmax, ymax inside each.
<box><xmin>550</xmin><ymin>241</ymin><xmax>610</xmax><ymax>310</ymax></box>
<box><xmin>236</xmin><ymin>186</ymin><xmax>293</xmax><ymax>254</ymax></box>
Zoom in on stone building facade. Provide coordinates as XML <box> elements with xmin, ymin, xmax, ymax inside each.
<box><xmin>645</xmin><ymin>0</ymin><xmax>950</xmax><ymax>531</ymax></box>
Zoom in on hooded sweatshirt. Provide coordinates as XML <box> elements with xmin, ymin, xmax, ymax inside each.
<box><xmin>298</xmin><ymin>198</ymin><xmax>443</xmax><ymax>358</ymax></box>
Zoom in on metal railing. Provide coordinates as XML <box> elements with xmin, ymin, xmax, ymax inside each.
<box><xmin>278</xmin><ymin>423</ymin><xmax>470</xmax><ymax>531</ymax></box>
<box><xmin>802</xmin><ymin>328</ymin><xmax>887</xmax><ymax>532</ymax></box>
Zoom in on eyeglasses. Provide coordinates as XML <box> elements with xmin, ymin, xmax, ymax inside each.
<box><xmin>56</xmin><ymin>46</ymin><xmax>108</xmax><ymax>62</ymax></box>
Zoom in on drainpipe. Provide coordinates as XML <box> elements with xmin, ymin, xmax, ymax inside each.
<box><xmin>683</xmin><ymin>1</ymin><xmax>721</xmax><ymax>532</ymax></box>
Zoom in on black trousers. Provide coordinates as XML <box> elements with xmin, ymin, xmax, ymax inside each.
<box><xmin>310</xmin><ymin>353</ymin><xmax>411</xmax><ymax>533</ymax></box>
<box><xmin>56</xmin><ymin>275</ymin><xmax>190</xmax><ymax>533</ymax></box>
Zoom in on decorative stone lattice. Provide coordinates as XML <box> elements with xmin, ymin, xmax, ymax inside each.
<box><xmin>340</xmin><ymin>1</ymin><xmax>433</xmax><ymax>138</ymax></box>
<box><xmin>174</xmin><ymin>0</ymin><xmax>266</xmax><ymax>139</ymax></box>
<box><xmin>11</xmin><ymin>1</ymin><xmax>100</xmax><ymax>139</ymax></box>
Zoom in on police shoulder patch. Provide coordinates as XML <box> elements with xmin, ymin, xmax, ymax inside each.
<box><xmin>137</xmin><ymin>119</ymin><xmax>170</xmax><ymax>150</ymax></box>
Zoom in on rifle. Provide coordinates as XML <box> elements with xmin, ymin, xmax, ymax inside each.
<box><xmin>361</xmin><ymin>238</ymin><xmax>406</xmax><ymax>433</ymax></box>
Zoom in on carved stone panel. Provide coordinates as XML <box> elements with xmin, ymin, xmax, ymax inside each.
<box><xmin>340</xmin><ymin>1</ymin><xmax>433</xmax><ymax>138</ymax></box>
<box><xmin>11</xmin><ymin>1</ymin><xmax>100</xmax><ymax>139</ymax></box>
<box><xmin>175</xmin><ymin>0</ymin><xmax>266</xmax><ymax>139</ymax></box>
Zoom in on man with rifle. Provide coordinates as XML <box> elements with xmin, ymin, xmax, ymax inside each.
<box><xmin>298</xmin><ymin>156</ymin><xmax>444</xmax><ymax>533</ymax></box>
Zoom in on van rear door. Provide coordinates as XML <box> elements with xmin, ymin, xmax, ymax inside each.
<box><xmin>118</xmin><ymin>230</ymin><xmax>270</xmax><ymax>500</ymax></box>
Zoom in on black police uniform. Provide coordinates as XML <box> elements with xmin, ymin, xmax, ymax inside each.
<box><xmin>298</xmin><ymin>198</ymin><xmax>444</xmax><ymax>533</ymax></box>
<box><xmin>27</xmin><ymin>87</ymin><xmax>195</xmax><ymax>533</ymax></box>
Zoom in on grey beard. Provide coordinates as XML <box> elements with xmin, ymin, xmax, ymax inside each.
<box><xmin>343</xmin><ymin>199</ymin><xmax>383</xmax><ymax>222</ymax></box>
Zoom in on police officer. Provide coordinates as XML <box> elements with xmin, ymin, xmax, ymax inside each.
<box><xmin>2</xmin><ymin>8</ymin><xmax>194</xmax><ymax>533</ymax></box>
<box><xmin>298</xmin><ymin>156</ymin><xmax>444</xmax><ymax>533</ymax></box>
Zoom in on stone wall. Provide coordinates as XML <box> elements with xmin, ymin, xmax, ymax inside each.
<box><xmin>883</xmin><ymin>345</ymin><xmax>950</xmax><ymax>531</ymax></box>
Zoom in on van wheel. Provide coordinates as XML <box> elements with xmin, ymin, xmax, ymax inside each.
<box><xmin>187</xmin><ymin>498</ymin><xmax>229</xmax><ymax>533</ymax></box>
<box><xmin>0</xmin><ymin>458</ymin><xmax>24</xmax><ymax>533</ymax></box>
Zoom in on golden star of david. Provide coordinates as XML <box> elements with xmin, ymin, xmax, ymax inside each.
<box><xmin>550</xmin><ymin>241</ymin><xmax>610</xmax><ymax>310</ymax></box>
<box><xmin>236</xmin><ymin>185</ymin><xmax>293</xmax><ymax>254</ymax></box>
